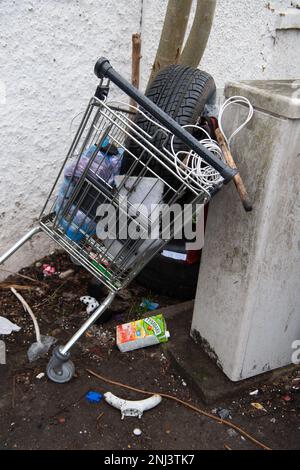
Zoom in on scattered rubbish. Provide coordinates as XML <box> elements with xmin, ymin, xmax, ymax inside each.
<box><xmin>217</xmin><ymin>408</ymin><xmax>231</xmax><ymax>420</ymax></box>
<box><xmin>281</xmin><ymin>394</ymin><xmax>292</xmax><ymax>402</ymax></box>
<box><xmin>58</xmin><ymin>417</ymin><xmax>66</xmax><ymax>424</ymax></box>
<box><xmin>27</xmin><ymin>335</ymin><xmax>56</xmax><ymax>363</ymax></box>
<box><xmin>42</xmin><ymin>264</ymin><xmax>56</xmax><ymax>277</ymax></box>
<box><xmin>133</xmin><ymin>428</ymin><xmax>142</xmax><ymax>436</ymax></box>
<box><xmin>270</xmin><ymin>418</ymin><xmax>276</xmax><ymax>423</ymax></box>
<box><xmin>182</xmin><ymin>380</ymin><xmax>187</xmax><ymax>387</ymax></box>
<box><xmin>88</xmin><ymin>368</ymin><xmax>272</xmax><ymax>450</ymax></box>
<box><xmin>35</xmin><ymin>262</ymin><xmax>42</xmax><ymax>268</ymax></box>
<box><xmin>140</xmin><ymin>299</ymin><xmax>159</xmax><ymax>311</ymax></box>
<box><xmin>251</xmin><ymin>402</ymin><xmax>267</xmax><ymax>412</ymax></box>
<box><xmin>227</xmin><ymin>428</ymin><xmax>237</xmax><ymax>437</ymax></box>
<box><xmin>0</xmin><ymin>316</ymin><xmax>21</xmax><ymax>335</ymax></box>
<box><xmin>58</xmin><ymin>269</ymin><xmax>74</xmax><ymax>280</ymax></box>
<box><xmin>249</xmin><ymin>389</ymin><xmax>259</xmax><ymax>396</ymax></box>
<box><xmin>104</xmin><ymin>391</ymin><xmax>162</xmax><ymax>419</ymax></box>
<box><xmin>241</xmin><ymin>436</ymin><xmax>246</xmax><ymax>441</ymax></box>
<box><xmin>36</xmin><ymin>372</ymin><xmax>45</xmax><ymax>380</ymax></box>
<box><xmin>80</xmin><ymin>296</ymin><xmax>100</xmax><ymax>315</ymax></box>
<box><xmin>86</xmin><ymin>391</ymin><xmax>103</xmax><ymax>403</ymax></box>
<box><xmin>0</xmin><ymin>340</ymin><xmax>6</xmax><ymax>364</ymax></box>
<box><xmin>116</xmin><ymin>314</ymin><xmax>170</xmax><ymax>352</ymax></box>
<box><xmin>10</xmin><ymin>287</ymin><xmax>56</xmax><ymax>362</ymax></box>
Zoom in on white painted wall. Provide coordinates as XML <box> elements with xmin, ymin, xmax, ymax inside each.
<box><xmin>0</xmin><ymin>0</ymin><xmax>299</xmax><ymax>279</ymax></box>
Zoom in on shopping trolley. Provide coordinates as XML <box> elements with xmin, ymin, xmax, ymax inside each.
<box><xmin>0</xmin><ymin>58</ymin><xmax>236</xmax><ymax>382</ymax></box>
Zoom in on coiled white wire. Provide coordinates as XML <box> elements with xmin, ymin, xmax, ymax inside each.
<box><xmin>99</xmin><ymin>96</ymin><xmax>253</xmax><ymax>192</ymax></box>
<box><xmin>103</xmin><ymin>100</ymin><xmax>225</xmax><ymax>192</ymax></box>
<box><xmin>218</xmin><ymin>95</ymin><xmax>254</xmax><ymax>150</ymax></box>
<box><xmin>170</xmin><ymin>96</ymin><xmax>253</xmax><ymax>191</ymax></box>
<box><xmin>171</xmin><ymin>125</ymin><xmax>225</xmax><ymax>191</ymax></box>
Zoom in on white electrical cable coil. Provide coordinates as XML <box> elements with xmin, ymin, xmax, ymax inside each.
<box><xmin>218</xmin><ymin>95</ymin><xmax>254</xmax><ymax>149</ymax></box>
<box><xmin>100</xmin><ymin>96</ymin><xmax>253</xmax><ymax>192</ymax></box>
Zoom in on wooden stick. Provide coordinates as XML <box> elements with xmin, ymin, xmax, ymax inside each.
<box><xmin>0</xmin><ymin>267</ymin><xmax>48</xmax><ymax>287</ymax></box>
<box><xmin>215</xmin><ymin>128</ymin><xmax>253</xmax><ymax>212</ymax></box>
<box><xmin>130</xmin><ymin>33</ymin><xmax>142</xmax><ymax>108</ymax></box>
<box><xmin>224</xmin><ymin>444</ymin><xmax>232</xmax><ymax>451</ymax></box>
<box><xmin>0</xmin><ymin>283</ymin><xmax>34</xmax><ymax>290</ymax></box>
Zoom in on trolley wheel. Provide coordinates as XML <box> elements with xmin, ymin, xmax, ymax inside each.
<box><xmin>46</xmin><ymin>346</ymin><xmax>75</xmax><ymax>383</ymax></box>
<box><xmin>46</xmin><ymin>357</ymin><xmax>75</xmax><ymax>384</ymax></box>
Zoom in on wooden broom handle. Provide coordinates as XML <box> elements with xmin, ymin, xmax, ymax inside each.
<box><xmin>130</xmin><ymin>33</ymin><xmax>142</xmax><ymax>108</ymax></box>
<box><xmin>215</xmin><ymin>128</ymin><xmax>253</xmax><ymax>212</ymax></box>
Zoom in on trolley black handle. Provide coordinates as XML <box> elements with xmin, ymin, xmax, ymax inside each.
<box><xmin>94</xmin><ymin>57</ymin><xmax>237</xmax><ymax>183</ymax></box>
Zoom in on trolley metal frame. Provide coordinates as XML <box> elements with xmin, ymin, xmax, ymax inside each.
<box><xmin>0</xmin><ymin>58</ymin><xmax>236</xmax><ymax>382</ymax></box>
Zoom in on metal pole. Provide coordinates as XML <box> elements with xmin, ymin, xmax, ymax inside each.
<box><xmin>0</xmin><ymin>226</ymin><xmax>42</xmax><ymax>265</ymax></box>
<box><xmin>60</xmin><ymin>291</ymin><xmax>115</xmax><ymax>355</ymax></box>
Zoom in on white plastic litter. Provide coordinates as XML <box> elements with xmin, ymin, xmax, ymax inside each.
<box><xmin>27</xmin><ymin>336</ymin><xmax>56</xmax><ymax>362</ymax></box>
<box><xmin>59</xmin><ymin>269</ymin><xmax>74</xmax><ymax>280</ymax></box>
<box><xmin>0</xmin><ymin>340</ymin><xmax>6</xmax><ymax>364</ymax></box>
<box><xmin>80</xmin><ymin>296</ymin><xmax>100</xmax><ymax>315</ymax></box>
<box><xmin>104</xmin><ymin>392</ymin><xmax>162</xmax><ymax>419</ymax></box>
<box><xmin>133</xmin><ymin>428</ymin><xmax>142</xmax><ymax>436</ymax></box>
<box><xmin>36</xmin><ymin>372</ymin><xmax>45</xmax><ymax>379</ymax></box>
<box><xmin>0</xmin><ymin>316</ymin><xmax>21</xmax><ymax>335</ymax></box>
<box><xmin>218</xmin><ymin>95</ymin><xmax>254</xmax><ymax>150</ymax></box>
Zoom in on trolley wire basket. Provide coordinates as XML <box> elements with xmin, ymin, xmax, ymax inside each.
<box><xmin>0</xmin><ymin>58</ymin><xmax>236</xmax><ymax>382</ymax></box>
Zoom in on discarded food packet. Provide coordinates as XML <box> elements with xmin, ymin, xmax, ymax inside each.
<box><xmin>86</xmin><ymin>391</ymin><xmax>103</xmax><ymax>403</ymax></box>
<box><xmin>140</xmin><ymin>299</ymin><xmax>159</xmax><ymax>311</ymax></box>
<box><xmin>116</xmin><ymin>314</ymin><xmax>170</xmax><ymax>352</ymax></box>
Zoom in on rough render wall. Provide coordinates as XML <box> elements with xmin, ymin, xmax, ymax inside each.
<box><xmin>140</xmin><ymin>0</ymin><xmax>300</xmax><ymax>89</ymax></box>
<box><xmin>0</xmin><ymin>0</ymin><xmax>299</xmax><ymax>279</ymax></box>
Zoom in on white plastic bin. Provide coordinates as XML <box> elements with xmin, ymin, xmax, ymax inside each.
<box><xmin>191</xmin><ymin>80</ymin><xmax>300</xmax><ymax>381</ymax></box>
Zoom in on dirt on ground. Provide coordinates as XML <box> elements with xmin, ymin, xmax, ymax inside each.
<box><xmin>0</xmin><ymin>251</ymin><xmax>299</xmax><ymax>450</ymax></box>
